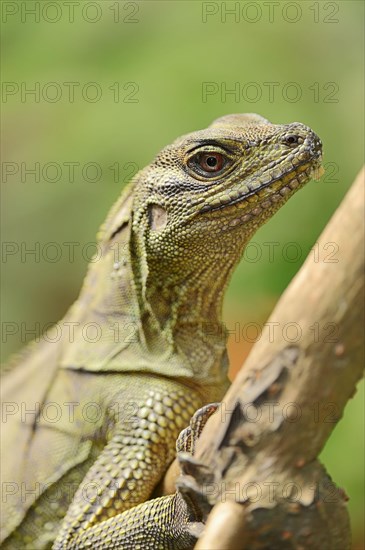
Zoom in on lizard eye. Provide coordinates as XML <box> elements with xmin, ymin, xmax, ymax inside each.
<box><xmin>198</xmin><ymin>152</ymin><xmax>225</xmax><ymax>172</ymax></box>
<box><xmin>187</xmin><ymin>150</ymin><xmax>232</xmax><ymax>180</ymax></box>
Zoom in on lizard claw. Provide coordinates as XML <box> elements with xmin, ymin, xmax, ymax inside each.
<box><xmin>176</xmin><ymin>402</ymin><xmax>220</xmax><ymax>454</ymax></box>
<box><xmin>174</xmin><ymin>403</ymin><xmax>220</xmax><ymax>527</ymax></box>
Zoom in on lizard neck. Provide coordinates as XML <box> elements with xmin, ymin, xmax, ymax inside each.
<box><xmin>146</xmin><ymin>257</ymin><xmax>235</xmax><ymax>337</ymax></box>
<box><xmin>130</xmin><ymin>225</ymin><xmax>247</xmax><ymax>386</ymax></box>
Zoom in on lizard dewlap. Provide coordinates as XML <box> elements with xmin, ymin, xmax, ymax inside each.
<box><xmin>1</xmin><ymin>113</ymin><xmax>322</xmax><ymax>549</ymax></box>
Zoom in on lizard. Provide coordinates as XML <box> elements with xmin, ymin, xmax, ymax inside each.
<box><xmin>0</xmin><ymin>113</ymin><xmax>323</xmax><ymax>549</ymax></box>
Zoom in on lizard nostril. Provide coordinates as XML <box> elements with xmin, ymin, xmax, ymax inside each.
<box><xmin>282</xmin><ymin>135</ymin><xmax>303</xmax><ymax>147</ymax></box>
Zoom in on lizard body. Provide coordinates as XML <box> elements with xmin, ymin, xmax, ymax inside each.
<box><xmin>1</xmin><ymin>113</ymin><xmax>323</xmax><ymax>548</ymax></box>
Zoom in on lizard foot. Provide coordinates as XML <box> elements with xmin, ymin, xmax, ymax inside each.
<box><xmin>176</xmin><ymin>402</ymin><xmax>219</xmax><ymax>455</ymax></box>
<box><xmin>174</xmin><ymin>403</ymin><xmax>220</xmax><ymax>534</ymax></box>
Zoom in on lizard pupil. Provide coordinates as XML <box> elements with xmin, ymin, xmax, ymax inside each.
<box><xmin>187</xmin><ymin>150</ymin><xmax>230</xmax><ymax>179</ymax></box>
<box><xmin>200</xmin><ymin>152</ymin><xmax>224</xmax><ymax>172</ymax></box>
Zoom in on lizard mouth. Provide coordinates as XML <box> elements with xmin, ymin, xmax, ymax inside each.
<box><xmin>199</xmin><ymin>153</ymin><xmax>324</xmax><ymax>216</ymax></box>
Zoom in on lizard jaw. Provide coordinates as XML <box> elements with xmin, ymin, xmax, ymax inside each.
<box><xmin>199</xmin><ymin>153</ymin><xmax>323</xmax><ymax>217</ymax></box>
<box><xmin>196</xmin><ymin>122</ymin><xmax>323</xmax><ymax>217</ymax></box>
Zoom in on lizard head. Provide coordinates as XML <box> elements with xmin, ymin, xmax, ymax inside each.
<box><xmin>132</xmin><ymin>113</ymin><xmax>323</xmax><ymax>268</ymax></box>
<box><xmin>90</xmin><ymin>114</ymin><xmax>323</xmax><ymax>380</ymax></box>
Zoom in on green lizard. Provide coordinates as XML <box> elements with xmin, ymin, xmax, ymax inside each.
<box><xmin>1</xmin><ymin>113</ymin><xmax>323</xmax><ymax>549</ymax></box>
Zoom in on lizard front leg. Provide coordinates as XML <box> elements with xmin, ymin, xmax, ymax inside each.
<box><xmin>53</xmin><ymin>403</ymin><xmax>219</xmax><ymax>549</ymax></box>
<box><xmin>52</xmin><ymin>385</ymin><xmax>204</xmax><ymax>549</ymax></box>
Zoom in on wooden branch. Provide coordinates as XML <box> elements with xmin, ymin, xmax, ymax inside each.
<box><xmin>177</xmin><ymin>168</ymin><xmax>364</xmax><ymax>549</ymax></box>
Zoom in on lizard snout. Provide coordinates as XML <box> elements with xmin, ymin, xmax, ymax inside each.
<box><xmin>285</xmin><ymin>123</ymin><xmax>322</xmax><ymax>158</ymax></box>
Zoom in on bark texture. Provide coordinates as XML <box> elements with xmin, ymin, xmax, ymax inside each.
<box><xmin>177</xmin><ymin>168</ymin><xmax>364</xmax><ymax>549</ymax></box>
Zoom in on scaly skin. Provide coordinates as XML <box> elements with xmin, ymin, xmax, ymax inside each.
<box><xmin>1</xmin><ymin>114</ymin><xmax>323</xmax><ymax>549</ymax></box>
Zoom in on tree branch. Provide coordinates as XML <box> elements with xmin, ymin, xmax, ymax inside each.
<box><xmin>177</xmin><ymin>168</ymin><xmax>364</xmax><ymax>549</ymax></box>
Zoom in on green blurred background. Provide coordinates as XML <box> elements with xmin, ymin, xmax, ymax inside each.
<box><xmin>1</xmin><ymin>1</ymin><xmax>364</xmax><ymax>546</ymax></box>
